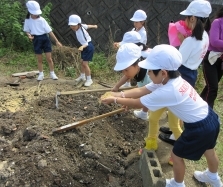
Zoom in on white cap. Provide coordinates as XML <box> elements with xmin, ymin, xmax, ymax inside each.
<box><xmin>120</xmin><ymin>31</ymin><xmax>142</xmax><ymax>45</ymax></box>
<box><xmin>180</xmin><ymin>0</ymin><xmax>212</xmax><ymax>18</ymax></box>
<box><xmin>139</xmin><ymin>44</ymin><xmax>182</xmax><ymax>71</ymax></box>
<box><xmin>68</xmin><ymin>15</ymin><xmax>81</xmax><ymax>26</ymax></box>
<box><xmin>26</xmin><ymin>1</ymin><xmax>42</xmax><ymax>15</ymax></box>
<box><xmin>130</xmin><ymin>10</ymin><xmax>147</xmax><ymax>22</ymax></box>
<box><xmin>114</xmin><ymin>43</ymin><xmax>142</xmax><ymax>71</ymax></box>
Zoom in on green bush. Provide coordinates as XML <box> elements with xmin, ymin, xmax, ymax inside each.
<box><xmin>0</xmin><ymin>0</ymin><xmax>52</xmax><ymax>51</ymax></box>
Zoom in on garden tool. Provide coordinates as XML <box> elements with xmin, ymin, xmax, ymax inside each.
<box><xmin>55</xmin><ymin>86</ymin><xmax>136</xmax><ymax>108</ymax></box>
<box><xmin>52</xmin><ymin>108</ymin><xmax>125</xmax><ymax>133</ymax></box>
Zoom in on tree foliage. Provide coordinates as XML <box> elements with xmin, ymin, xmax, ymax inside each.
<box><xmin>0</xmin><ymin>0</ymin><xmax>52</xmax><ymax>51</ymax></box>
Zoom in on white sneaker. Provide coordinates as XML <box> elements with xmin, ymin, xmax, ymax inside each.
<box><xmin>194</xmin><ymin>170</ymin><xmax>223</xmax><ymax>187</ymax></box>
<box><xmin>50</xmin><ymin>73</ymin><xmax>58</xmax><ymax>80</ymax></box>
<box><xmin>84</xmin><ymin>79</ymin><xmax>93</xmax><ymax>87</ymax></box>
<box><xmin>166</xmin><ymin>178</ymin><xmax>185</xmax><ymax>187</ymax></box>
<box><xmin>75</xmin><ymin>76</ymin><xmax>86</xmax><ymax>82</ymax></box>
<box><xmin>120</xmin><ymin>82</ymin><xmax>131</xmax><ymax>88</ymax></box>
<box><xmin>133</xmin><ymin>110</ymin><xmax>148</xmax><ymax>120</ymax></box>
<box><xmin>37</xmin><ymin>74</ymin><xmax>44</xmax><ymax>81</ymax></box>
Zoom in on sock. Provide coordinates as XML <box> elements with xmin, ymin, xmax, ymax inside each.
<box><xmin>207</xmin><ymin>170</ymin><xmax>218</xmax><ymax>180</ymax></box>
<box><xmin>169</xmin><ymin>133</ymin><xmax>176</xmax><ymax>140</ymax></box>
<box><xmin>50</xmin><ymin>71</ymin><xmax>55</xmax><ymax>74</ymax></box>
<box><xmin>173</xmin><ymin>179</ymin><xmax>185</xmax><ymax>187</ymax></box>
<box><xmin>81</xmin><ymin>73</ymin><xmax>85</xmax><ymax>78</ymax></box>
<box><xmin>86</xmin><ymin>75</ymin><xmax>91</xmax><ymax>80</ymax></box>
<box><xmin>39</xmin><ymin>71</ymin><xmax>43</xmax><ymax>75</ymax></box>
<box><xmin>140</xmin><ymin>110</ymin><xmax>148</xmax><ymax>116</ymax></box>
<box><xmin>125</xmin><ymin>82</ymin><xmax>131</xmax><ymax>86</ymax></box>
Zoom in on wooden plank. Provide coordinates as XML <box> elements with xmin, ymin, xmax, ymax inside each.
<box><xmin>12</xmin><ymin>71</ymin><xmax>39</xmax><ymax>77</ymax></box>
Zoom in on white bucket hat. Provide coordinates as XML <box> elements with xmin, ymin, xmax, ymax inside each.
<box><xmin>130</xmin><ymin>10</ymin><xmax>147</xmax><ymax>22</ymax></box>
<box><xmin>120</xmin><ymin>31</ymin><xmax>142</xmax><ymax>45</ymax></box>
<box><xmin>139</xmin><ymin>44</ymin><xmax>182</xmax><ymax>71</ymax></box>
<box><xmin>26</xmin><ymin>1</ymin><xmax>42</xmax><ymax>15</ymax></box>
<box><xmin>180</xmin><ymin>0</ymin><xmax>212</xmax><ymax>18</ymax></box>
<box><xmin>114</xmin><ymin>43</ymin><xmax>142</xmax><ymax>71</ymax></box>
<box><xmin>68</xmin><ymin>15</ymin><xmax>81</xmax><ymax>26</ymax></box>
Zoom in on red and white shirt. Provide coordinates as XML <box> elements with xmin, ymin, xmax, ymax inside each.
<box><xmin>179</xmin><ymin>31</ymin><xmax>209</xmax><ymax>70</ymax></box>
<box><xmin>140</xmin><ymin>76</ymin><xmax>208</xmax><ymax>123</ymax></box>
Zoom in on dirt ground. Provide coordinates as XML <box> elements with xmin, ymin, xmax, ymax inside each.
<box><xmin>0</xmin><ymin>75</ymin><xmax>212</xmax><ymax>187</ymax></box>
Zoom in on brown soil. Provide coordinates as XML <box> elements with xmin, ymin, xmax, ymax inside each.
<box><xmin>0</xmin><ymin>75</ymin><xmax>211</xmax><ymax>187</ymax></box>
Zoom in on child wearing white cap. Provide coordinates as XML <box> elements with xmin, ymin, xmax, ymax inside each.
<box><xmin>101</xmin><ymin>44</ymin><xmax>222</xmax><ymax>187</ymax></box>
<box><xmin>111</xmin><ymin>43</ymin><xmax>181</xmax><ymax>160</ymax></box>
<box><xmin>114</xmin><ymin>9</ymin><xmax>148</xmax><ymax>88</ymax></box>
<box><xmin>178</xmin><ymin>0</ymin><xmax>212</xmax><ymax>87</ymax></box>
<box><xmin>23</xmin><ymin>0</ymin><xmax>62</xmax><ymax>81</ymax></box>
<box><xmin>68</xmin><ymin>15</ymin><xmax>97</xmax><ymax>87</ymax></box>
<box><xmin>159</xmin><ymin>0</ymin><xmax>212</xmax><ymax>150</ymax></box>
<box><xmin>112</xmin><ymin>40</ymin><xmax>151</xmax><ymax>121</ymax></box>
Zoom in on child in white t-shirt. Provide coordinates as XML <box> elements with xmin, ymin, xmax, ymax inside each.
<box><xmin>114</xmin><ymin>9</ymin><xmax>148</xmax><ymax>88</ymax></box>
<box><xmin>23</xmin><ymin>1</ymin><xmax>62</xmax><ymax>81</ymax></box>
<box><xmin>112</xmin><ymin>31</ymin><xmax>151</xmax><ymax>120</ymax></box>
<box><xmin>159</xmin><ymin>0</ymin><xmax>212</xmax><ymax>151</ymax></box>
<box><xmin>101</xmin><ymin>44</ymin><xmax>222</xmax><ymax>187</ymax></box>
<box><xmin>68</xmin><ymin>15</ymin><xmax>97</xmax><ymax>87</ymax></box>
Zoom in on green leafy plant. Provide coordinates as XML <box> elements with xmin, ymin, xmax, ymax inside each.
<box><xmin>65</xmin><ymin>66</ymin><xmax>76</xmax><ymax>77</ymax></box>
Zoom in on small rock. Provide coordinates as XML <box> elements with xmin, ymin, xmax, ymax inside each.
<box><xmin>23</xmin><ymin>128</ymin><xmax>37</xmax><ymax>141</ymax></box>
<box><xmin>38</xmin><ymin>159</ymin><xmax>47</xmax><ymax>168</ymax></box>
<box><xmin>83</xmin><ymin>150</ymin><xmax>100</xmax><ymax>159</ymax></box>
<box><xmin>1</xmin><ymin>125</ymin><xmax>13</xmax><ymax>135</ymax></box>
<box><xmin>118</xmin><ymin>167</ymin><xmax>125</xmax><ymax>175</ymax></box>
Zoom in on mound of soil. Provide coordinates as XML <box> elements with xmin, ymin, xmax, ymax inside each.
<box><xmin>0</xmin><ymin>78</ymin><xmax>147</xmax><ymax>187</ymax></box>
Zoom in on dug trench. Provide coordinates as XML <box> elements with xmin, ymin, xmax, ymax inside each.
<box><xmin>0</xmin><ymin>77</ymin><xmax>209</xmax><ymax>187</ymax></box>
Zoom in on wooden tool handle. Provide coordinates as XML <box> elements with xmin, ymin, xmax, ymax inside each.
<box><xmin>59</xmin><ymin>86</ymin><xmax>137</xmax><ymax>95</ymax></box>
<box><xmin>52</xmin><ymin>108</ymin><xmax>125</xmax><ymax>133</ymax></box>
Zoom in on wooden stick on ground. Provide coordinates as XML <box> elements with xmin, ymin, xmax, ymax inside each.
<box><xmin>52</xmin><ymin>108</ymin><xmax>124</xmax><ymax>134</ymax></box>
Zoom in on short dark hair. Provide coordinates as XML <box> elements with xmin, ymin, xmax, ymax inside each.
<box><xmin>152</xmin><ymin>69</ymin><xmax>180</xmax><ymax>79</ymax></box>
<box><xmin>135</xmin><ymin>42</ymin><xmax>149</xmax><ymax>51</ymax></box>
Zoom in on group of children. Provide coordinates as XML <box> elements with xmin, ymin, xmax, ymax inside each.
<box><xmin>101</xmin><ymin>1</ymin><xmax>222</xmax><ymax>187</ymax></box>
<box><xmin>23</xmin><ymin>0</ymin><xmax>97</xmax><ymax>86</ymax></box>
<box><xmin>24</xmin><ymin>0</ymin><xmax>223</xmax><ymax>187</ymax></box>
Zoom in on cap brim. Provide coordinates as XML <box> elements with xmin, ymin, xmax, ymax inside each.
<box><xmin>138</xmin><ymin>59</ymin><xmax>160</xmax><ymax>70</ymax></box>
<box><xmin>29</xmin><ymin>10</ymin><xmax>42</xmax><ymax>15</ymax></box>
<box><xmin>68</xmin><ymin>22</ymin><xmax>78</xmax><ymax>26</ymax></box>
<box><xmin>130</xmin><ymin>18</ymin><xmax>145</xmax><ymax>22</ymax></box>
<box><xmin>180</xmin><ymin>10</ymin><xmax>190</xmax><ymax>16</ymax></box>
<box><xmin>114</xmin><ymin>59</ymin><xmax>136</xmax><ymax>71</ymax></box>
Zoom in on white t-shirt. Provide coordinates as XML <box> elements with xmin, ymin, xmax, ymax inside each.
<box><xmin>75</xmin><ymin>24</ymin><xmax>91</xmax><ymax>46</ymax></box>
<box><xmin>132</xmin><ymin>27</ymin><xmax>147</xmax><ymax>45</ymax></box>
<box><xmin>23</xmin><ymin>16</ymin><xmax>52</xmax><ymax>35</ymax></box>
<box><xmin>179</xmin><ymin>31</ymin><xmax>209</xmax><ymax>70</ymax></box>
<box><xmin>140</xmin><ymin>77</ymin><xmax>208</xmax><ymax>123</ymax></box>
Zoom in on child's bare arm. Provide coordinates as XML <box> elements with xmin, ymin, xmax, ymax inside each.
<box><xmin>87</xmin><ymin>25</ymin><xmax>98</xmax><ymax>29</ymax></box>
<box><xmin>49</xmin><ymin>31</ymin><xmax>62</xmax><ymax>46</ymax></box>
<box><xmin>26</xmin><ymin>32</ymin><xmax>34</xmax><ymax>40</ymax></box>
<box><xmin>78</xmin><ymin>45</ymin><xmax>88</xmax><ymax>51</ymax></box>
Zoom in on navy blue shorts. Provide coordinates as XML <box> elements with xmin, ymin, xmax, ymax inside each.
<box><xmin>81</xmin><ymin>42</ymin><xmax>94</xmax><ymax>61</ymax></box>
<box><xmin>32</xmin><ymin>34</ymin><xmax>52</xmax><ymax>54</ymax></box>
<box><xmin>178</xmin><ymin>65</ymin><xmax>197</xmax><ymax>87</ymax></box>
<box><xmin>173</xmin><ymin>107</ymin><xmax>220</xmax><ymax>161</ymax></box>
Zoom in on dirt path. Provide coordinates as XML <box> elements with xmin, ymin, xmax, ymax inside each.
<box><xmin>0</xmin><ymin>76</ymin><xmax>210</xmax><ymax>187</ymax></box>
